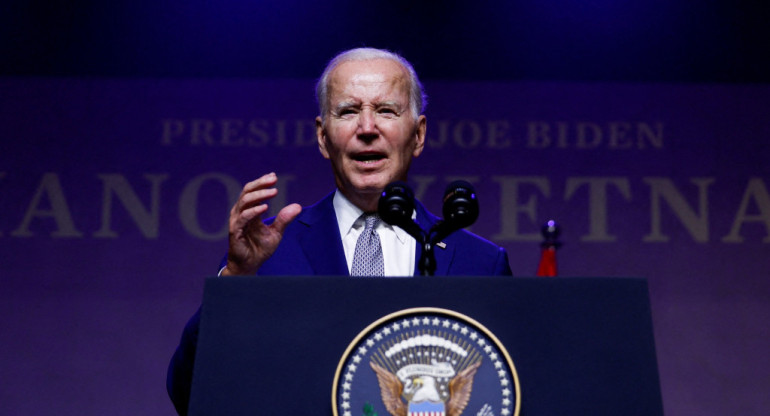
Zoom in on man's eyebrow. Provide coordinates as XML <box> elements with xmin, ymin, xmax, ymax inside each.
<box><xmin>333</xmin><ymin>101</ymin><xmax>360</xmax><ymax>111</ymax></box>
<box><xmin>332</xmin><ymin>100</ymin><xmax>403</xmax><ymax>113</ymax></box>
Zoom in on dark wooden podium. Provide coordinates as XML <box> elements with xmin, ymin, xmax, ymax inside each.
<box><xmin>188</xmin><ymin>276</ymin><xmax>663</xmax><ymax>415</ymax></box>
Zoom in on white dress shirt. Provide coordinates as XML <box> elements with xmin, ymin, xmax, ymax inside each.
<box><xmin>333</xmin><ymin>190</ymin><xmax>416</xmax><ymax>276</ymax></box>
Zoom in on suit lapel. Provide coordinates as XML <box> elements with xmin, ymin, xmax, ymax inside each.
<box><xmin>297</xmin><ymin>193</ymin><xmax>349</xmax><ymax>276</ymax></box>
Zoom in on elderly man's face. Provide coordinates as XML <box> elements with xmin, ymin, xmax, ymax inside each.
<box><xmin>316</xmin><ymin>58</ymin><xmax>426</xmax><ymax>210</ymax></box>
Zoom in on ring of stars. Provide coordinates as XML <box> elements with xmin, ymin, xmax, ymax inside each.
<box><xmin>335</xmin><ymin>311</ymin><xmax>517</xmax><ymax>416</ymax></box>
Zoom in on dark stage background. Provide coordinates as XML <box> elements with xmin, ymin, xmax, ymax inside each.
<box><xmin>1</xmin><ymin>2</ymin><xmax>769</xmax><ymax>415</ymax></box>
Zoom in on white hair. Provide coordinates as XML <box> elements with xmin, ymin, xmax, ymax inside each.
<box><xmin>315</xmin><ymin>47</ymin><xmax>427</xmax><ymax>120</ymax></box>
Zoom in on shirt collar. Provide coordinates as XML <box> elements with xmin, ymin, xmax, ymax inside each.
<box><xmin>332</xmin><ymin>190</ymin><xmax>413</xmax><ymax>243</ymax></box>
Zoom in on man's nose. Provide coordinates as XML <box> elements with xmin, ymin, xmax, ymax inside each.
<box><xmin>357</xmin><ymin>109</ymin><xmax>377</xmax><ymax>138</ymax></box>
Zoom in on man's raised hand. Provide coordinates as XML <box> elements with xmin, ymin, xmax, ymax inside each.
<box><xmin>222</xmin><ymin>172</ymin><xmax>302</xmax><ymax>276</ymax></box>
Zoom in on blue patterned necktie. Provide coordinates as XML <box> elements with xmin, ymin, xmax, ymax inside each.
<box><xmin>350</xmin><ymin>213</ymin><xmax>384</xmax><ymax>276</ymax></box>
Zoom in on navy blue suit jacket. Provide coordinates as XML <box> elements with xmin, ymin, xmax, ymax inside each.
<box><xmin>257</xmin><ymin>192</ymin><xmax>512</xmax><ymax>276</ymax></box>
<box><xmin>167</xmin><ymin>192</ymin><xmax>512</xmax><ymax>415</ymax></box>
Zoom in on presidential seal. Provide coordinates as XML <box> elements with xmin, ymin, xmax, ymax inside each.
<box><xmin>332</xmin><ymin>307</ymin><xmax>520</xmax><ymax>416</ymax></box>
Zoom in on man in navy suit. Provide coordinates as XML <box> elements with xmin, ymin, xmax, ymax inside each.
<box><xmin>167</xmin><ymin>47</ymin><xmax>512</xmax><ymax>415</ymax></box>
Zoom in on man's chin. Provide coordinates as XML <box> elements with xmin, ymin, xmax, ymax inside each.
<box><xmin>352</xmin><ymin>184</ymin><xmax>386</xmax><ymax>195</ymax></box>
<box><xmin>350</xmin><ymin>176</ymin><xmax>392</xmax><ymax>193</ymax></box>
<box><xmin>345</xmin><ymin>181</ymin><xmax>389</xmax><ymax>201</ymax></box>
<box><xmin>339</xmin><ymin>183</ymin><xmax>387</xmax><ymax>211</ymax></box>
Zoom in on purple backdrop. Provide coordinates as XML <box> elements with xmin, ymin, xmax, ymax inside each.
<box><xmin>1</xmin><ymin>78</ymin><xmax>768</xmax><ymax>415</ymax></box>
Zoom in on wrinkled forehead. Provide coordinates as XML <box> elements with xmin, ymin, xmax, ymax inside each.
<box><xmin>327</xmin><ymin>59</ymin><xmax>410</xmax><ymax>103</ymax></box>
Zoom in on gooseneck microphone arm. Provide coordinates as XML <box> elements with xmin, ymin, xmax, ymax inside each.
<box><xmin>377</xmin><ymin>182</ymin><xmax>435</xmax><ymax>275</ymax></box>
<box><xmin>378</xmin><ymin>181</ymin><xmax>479</xmax><ymax>276</ymax></box>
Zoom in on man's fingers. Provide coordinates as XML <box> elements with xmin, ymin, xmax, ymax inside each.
<box><xmin>241</xmin><ymin>172</ymin><xmax>277</xmax><ymax>194</ymax></box>
<box><xmin>232</xmin><ymin>203</ymin><xmax>269</xmax><ymax>232</ymax></box>
<box><xmin>270</xmin><ymin>203</ymin><xmax>302</xmax><ymax>235</ymax></box>
<box><xmin>237</xmin><ymin>188</ymin><xmax>278</xmax><ymax>211</ymax></box>
<box><xmin>231</xmin><ymin>173</ymin><xmax>280</xmax><ymax>217</ymax></box>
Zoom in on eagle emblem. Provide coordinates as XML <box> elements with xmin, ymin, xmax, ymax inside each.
<box><xmin>371</xmin><ymin>360</ymin><xmax>481</xmax><ymax>416</ymax></box>
<box><xmin>333</xmin><ymin>308</ymin><xmax>520</xmax><ymax>416</ymax></box>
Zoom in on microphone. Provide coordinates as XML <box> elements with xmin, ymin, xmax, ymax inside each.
<box><xmin>430</xmin><ymin>180</ymin><xmax>479</xmax><ymax>244</ymax></box>
<box><xmin>441</xmin><ymin>180</ymin><xmax>479</xmax><ymax>229</ymax></box>
<box><xmin>377</xmin><ymin>180</ymin><xmax>481</xmax><ymax>276</ymax></box>
<box><xmin>378</xmin><ymin>181</ymin><xmax>422</xmax><ymax>240</ymax></box>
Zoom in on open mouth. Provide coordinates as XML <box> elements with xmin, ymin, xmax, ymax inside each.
<box><xmin>352</xmin><ymin>152</ymin><xmax>386</xmax><ymax>164</ymax></box>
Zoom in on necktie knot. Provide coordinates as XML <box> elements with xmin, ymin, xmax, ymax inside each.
<box><xmin>363</xmin><ymin>213</ymin><xmax>380</xmax><ymax>231</ymax></box>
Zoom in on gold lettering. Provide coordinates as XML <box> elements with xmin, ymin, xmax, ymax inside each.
<box><xmin>191</xmin><ymin>119</ymin><xmax>216</xmax><ymax>145</ymax></box>
<box><xmin>274</xmin><ymin>119</ymin><xmax>287</xmax><ymax>147</ymax></box>
<box><xmin>526</xmin><ymin>122</ymin><xmax>550</xmax><ymax>148</ymax></box>
<box><xmin>643</xmin><ymin>177</ymin><xmax>714</xmax><ymax>242</ymax></box>
<box><xmin>486</xmin><ymin>121</ymin><xmax>512</xmax><ymax>148</ymax></box>
<box><xmin>426</xmin><ymin>120</ymin><xmax>450</xmax><ymax>149</ymax></box>
<box><xmin>722</xmin><ymin>178</ymin><xmax>770</xmax><ymax>243</ymax></box>
<box><xmin>11</xmin><ymin>173</ymin><xmax>83</xmax><ymax>238</ymax></box>
<box><xmin>491</xmin><ymin>176</ymin><xmax>550</xmax><ymax>241</ymax></box>
<box><xmin>555</xmin><ymin>122</ymin><xmax>569</xmax><ymax>148</ymax></box>
<box><xmin>179</xmin><ymin>173</ymin><xmax>241</xmax><ymax>240</ymax></box>
<box><xmin>294</xmin><ymin>120</ymin><xmax>317</xmax><ymax>147</ymax></box>
<box><xmin>576</xmin><ymin>122</ymin><xmax>602</xmax><ymax>148</ymax></box>
<box><xmin>638</xmin><ymin>122</ymin><xmax>663</xmax><ymax>149</ymax></box>
<box><xmin>453</xmin><ymin>120</ymin><xmax>482</xmax><ymax>148</ymax></box>
<box><xmin>247</xmin><ymin>119</ymin><xmax>270</xmax><ymax>147</ymax></box>
<box><xmin>565</xmin><ymin>177</ymin><xmax>632</xmax><ymax>242</ymax></box>
<box><xmin>161</xmin><ymin>119</ymin><xmax>185</xmax><ymax>145</ymax></box>
<box><xmin>93</xmin><ymin>174</ymin><xmax>168</xmax><ymax>239</ymax></box>
<box><xmin>163</xmin><ymin>118</ymin><xmax>664</xmax><ymax>150</ymax></box>
<box><xmin>527</xmin><ymin>121</ymin><xmax>663</xmax><ymax>150</ymax></box>
<box><xmin>220</xmin><ymin>119</ymin><xmax>245</xmax><ymax>146</ymax></box>
<box><xmin>608</xmin><ymin>122</ymin><xmax>633</xmax><ymax>149</ymax></box>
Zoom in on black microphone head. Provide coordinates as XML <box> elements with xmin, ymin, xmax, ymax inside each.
<box><xmin>378</xmin><ymin>181</ymin><xmax>415</xmax><ymax>227</ymax></box>
<box><xmin>442</xmin><ymin>180</ymin><xmax>479</xmax><ymax>229</ymax></box>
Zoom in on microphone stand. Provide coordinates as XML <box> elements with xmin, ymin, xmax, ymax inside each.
<box><xmin>378</xmin><ymin>181</ymin><xmax>479</xmax><ymax>277</ymax></box>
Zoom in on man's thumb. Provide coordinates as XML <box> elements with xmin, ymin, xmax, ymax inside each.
<box><xmin>271</xmin><ymin>203</ymin><xmax>302</xmax><ymax>235</ymax></box>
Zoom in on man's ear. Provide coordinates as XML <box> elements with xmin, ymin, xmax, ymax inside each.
<box><xmin>316</xmin><ymin>116</ymin><xmax>330</xmax><ymax>159</ymax></box>
<box><xmin>412</xmin><ymin>115</ymin><xmax>427</xmax><ymax>157</ymax></box>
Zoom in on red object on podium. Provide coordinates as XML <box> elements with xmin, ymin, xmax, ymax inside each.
<box><xmin>536</xmin><ymin>220</ymin><xmax>561</xmax><ymax>277</ymax></box>
<box><xmin>537</xmin><ymin>247</ymin><xmax>558</xmax><ymax>277</ymax></box>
